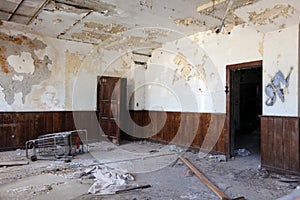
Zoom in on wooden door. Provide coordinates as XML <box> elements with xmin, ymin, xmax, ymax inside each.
<box><xmin>97</xmin><ymin>76</ymin><xmax>126</xmax><ymax>144</ymax></box>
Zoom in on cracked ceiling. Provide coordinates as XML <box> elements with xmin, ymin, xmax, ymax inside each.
<box><xmin>0</xmin><ymin>0</ymin><xmax>299</xmax><ymax>46</ymax></box>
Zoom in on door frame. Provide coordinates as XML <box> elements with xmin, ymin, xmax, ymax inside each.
<box><xmin>225</xmin><ymin>60</ymin><xmax>263</xmax><ymax>156</ymax></box>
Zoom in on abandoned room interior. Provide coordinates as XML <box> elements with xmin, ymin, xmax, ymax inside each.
<box><xmin>0</xmin><ymin>0</ymin><xmax>300</xmax><ymax>199</ymax></box>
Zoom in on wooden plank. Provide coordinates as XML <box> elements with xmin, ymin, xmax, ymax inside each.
<box><xmin>67</xmin><ymin>111</ymin><xmax>74</xmax><ymax>131</ymax></box>
<box><xmin>0</xmin><ymin>161</ymin><xmax>29</xmax><ymax>167</ymax></box>
<box><xmin>154</xmin><ymin>111</ymin><xmax>165</xmax><ymax>141</ymax></box>
<box><xmin>290</xmin><ymin>118</ymin><xmax>299</xmax><ymax>172</ymax></box>
<box><xmin>208</xmin><ymin>114</ymin><xmax>217</xmax><ymax>152</ymax></box>
<box><xmin>35</xmin><ymin>113</ymin><xmax>45</xmax><ymax>138</ymax></box>
<box><xmin>191</xmin><ymin>114</ymin><xmax>201</xmax><ymax>148</ymax></box>
<box><xmin>14</xmin><ymin>113</ymin><xmax>24</xmax><ymax>147</ymax></box>
<box><xmin>268</xmin><ymin>117</ymin><xmax>275</xmax><ymax>167</ymax></box>
<box><xmin>0</xmin><ymin>113</ymin><xmax>4</xmax><ymax>149</ymax></box>
<box><xmin>52</xmin><ymin>112</ymin><xmax>61</xmax><ymax>132</ymax></box>
<box><xmin>2</xmin><ymin>113</ymin><xmax>14</xmax><ymax>149</ymax></box>
<box><xmin>28</xmin><ymin>113</ymin><xmax>36</xmax><ymax>140</ymax></box>
<box><xmin>162</xmin><ymin>112</ymin><xmax>173</xmax><ymax>142</ymax></box>
<box><xmin>215</xmin><ymin>114</ymin><xmax>226</xmax><ymax>153</ymax></box>
<box><xmin>179</xmin><ymin>156</ymin><xmax>233</xmax><ymax>200</ymax></box>
<box><xmin>226</xmin><ymin>61</ymin><xmax>263</xmax><ymax>70</ymax></box>
<box><xmin>183</xmin><ymin>113</ymin><xmax>197</xmax><ymax>147</ymax></box>
<box><xmin>199</xmin><ymin>113</ymin><xmax>211</xmax><ymax>151</ymax></box>
<box><xmin>262</xmin><ymin>117</ymin><xmax>274</xmax><ymax>167</ymax></box>
<box><xmin>283</xmin><ymin>118</ymin><xmax>291</xmax><ymax>170</ymax></box>
<box><xmin>45</xmin><ymin>112</ymin><xmax>53</xmax><ymax>133</ymax></box>
<box><xmin>274</xmin><ymin>117</ymin><xmax>284</xmax><ymax>169</ymax></box>
<box><xmin>177</xmin><ymin>112</ymin><xmax>188</xmax><ymax>145</ymax></box>
<box><xmin>196</xmin><ymin>0</ymin><xmax>227</xmax><ymax>12</ymax></box>
<box><xmin>260</xmin><ymin>117</ymin><xmax>267</xmax><ymax>167</ymax></box>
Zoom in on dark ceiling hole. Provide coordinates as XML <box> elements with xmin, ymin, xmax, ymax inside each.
<box><xmin>215</xmin><ymin>28</ymin><xmax>221</xmax><ymax>34</ymax></box>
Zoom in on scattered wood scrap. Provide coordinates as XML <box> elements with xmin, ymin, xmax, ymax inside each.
<box><xmin>115</xmin><ymin>184</ymin><xmax>151</xmax><ymax>194</ymax></box>
<box><xmin>279</xmin><ymin>178</ymin><xmax>300</xmax><ymax>183</ymax></box>
<box><xmin>0</xmin><ymin>161</ymin><xmax>29</xmax><ymax>167</ymax></box>
<box><xmin>179</xmin><ymin>156</ymin><xmax>245</xmax><ymax>200</ymax></box>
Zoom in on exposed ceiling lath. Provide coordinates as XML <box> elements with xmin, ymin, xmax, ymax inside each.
<box><xmin>0</xmin><ymin>0</ymin><xmax>51</xmax><ymax>25</ymax></box>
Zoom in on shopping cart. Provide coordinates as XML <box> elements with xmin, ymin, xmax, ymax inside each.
<box><xmin>25</xmin><ymin>129</ymin><xmax>88</xmax><ymax>161</ymax></box>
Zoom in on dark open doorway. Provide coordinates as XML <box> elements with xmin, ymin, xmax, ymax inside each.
<box><xmin>226</xmin><ymin>61</ymin><xmax>262</xmax><ymax>157</ymax></box>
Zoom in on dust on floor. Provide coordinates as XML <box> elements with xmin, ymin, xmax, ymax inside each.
<box><xmin>0</xmin><ymin>140</ymin><xmax>298</xmax><ymax>200</ymax></box>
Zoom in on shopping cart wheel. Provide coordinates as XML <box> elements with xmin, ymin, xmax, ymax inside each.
<box><xmin>31</xmin><ymin>155</ymin><xmax>37</xmax><ymax>161</ymax></box>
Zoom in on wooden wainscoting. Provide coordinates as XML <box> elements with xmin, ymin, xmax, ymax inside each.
<box><xmin>128</xmin><ymin>111</ymin><xmax>226</xmax><ymax>154</ymax></box>
<box><xmin>0</xmin><ymin>111</ymin><xmax>100</xmax><ymax>151</ymax></box>
<box><xmin>0</xmin><ymin>110</ymin><xmax>227</xmax><ymax>155</ymax></box>
<box><xmin>261</xmin><ymin>116</ymin><xmax>299</xmax><ymax>175</ymax></box>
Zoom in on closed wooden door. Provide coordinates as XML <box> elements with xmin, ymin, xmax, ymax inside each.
<box><xmin>97</xmin><ymin>76</ymin><xmax>126</xmax><ymax>144</ymax></box>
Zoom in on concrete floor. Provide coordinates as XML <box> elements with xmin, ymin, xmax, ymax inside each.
<box><xmin>0</xmin><ymin>140</ymin><xmax>298</xmax><ymax>200</ymax></box>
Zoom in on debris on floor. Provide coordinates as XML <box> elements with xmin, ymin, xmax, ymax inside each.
<box><xmin>87</xmin><ymin>165</ymin><xmax>135</xmax><ymax>195</ymax></box>
<box><xmin>234</xmin><ymin>148</ymin><xmax>251</xmax><ymax>157</ymax></box>
<box><xmin>0</xmin><ymin>160</ymin><xmax>29</xmax><ymax>167</ymax></box>
<box><xmin>208</xmin><ymin>154</ymin><xmax>227</xmax><ymax>162</ymax></box>
<box><xmin>168</xmin><ymin>144</ymin><xmax>184</xmax><ymax>152</ymax></box>
<box><xmin>0</xmin><ymin>141</ymin><xmax>298</xmax><ymax>200</ymax></box>
<box><xmin>180</xmin><ymin>156</ymin><xmax>245</xmax><ymax>200</ymax></box>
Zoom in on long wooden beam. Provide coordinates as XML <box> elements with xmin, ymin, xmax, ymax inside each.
<box><xmin>179</xmin><ymin>156</ymin><xmax>229</xmax><ymax>200</ymax></box>
<box><xmin>0</xmin><ymin>161</ymin><xmax>29</xmax><ymax>167</ymax></box>
<box><xmin>196</xmin><ymin>0</ymin><xmax>227</xmax><ymax>12</ymax></box>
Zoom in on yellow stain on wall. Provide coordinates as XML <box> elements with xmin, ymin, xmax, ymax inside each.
<box><xmin>258</xmin><ymin>38</ymin><xmax>264</xmax><ymax>56</ymax></box>
<box><xmin>173</xmin><ymin>54</ymin><xmax>192</xmax><ymax>78</ymax></box>
<box><xmin>65</xmin><ymin>50</ymin><xmax>84</xmax><ymax>109</ymax></box>
<box><xmin>172</xmin><ymin>53</ymin><xmax>208</xmax><ymax>91</ymax></box>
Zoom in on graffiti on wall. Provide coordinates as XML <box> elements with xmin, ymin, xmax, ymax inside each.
<box><xmin>265</xmin><ymin>67</ymin><xmax>293</xmax><ymax>106</ymax></box>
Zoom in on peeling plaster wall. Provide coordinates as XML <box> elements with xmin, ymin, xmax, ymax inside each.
<box><xmin>71</xmin><ymin>46</ymin><xmax>142</xmax><ymax>110</ymax></box>
<box><xmin>145</xmin><ymin>25</ymin><xmax>263</xmax><ymax>113</ymax></box>
<box><xmin>0</xmin><ymin>28</ymin><xmax>93</xmax><ymax>111</ymax></box>
<box><xmin>1</xmin><ymin>22</ymin><xmax>298</xmax><ymax>114</ymax></box>
<box><xmin>263</xmin><ymin>25</ymin><xmax>299</xmax><ymax>117</ymax></box>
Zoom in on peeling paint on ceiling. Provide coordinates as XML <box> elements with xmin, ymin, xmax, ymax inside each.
<box><xmin>248</xmin><ymin>4</ymin><xmax>295</xmax><ymax>26</ymax></box>
<box><xmin>0</xmin><ymin>0</ymin><xmax>299</xmax><ymax>46</ymax></box>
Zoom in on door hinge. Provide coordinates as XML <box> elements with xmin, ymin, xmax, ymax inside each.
<box><xmin>225</xmin><ymin>86</ymin><xmax>229</xmax><ymax>94</ymax></box>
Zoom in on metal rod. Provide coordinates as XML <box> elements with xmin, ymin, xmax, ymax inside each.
<box><xmin>132</xmin><ymin>51</ymin><xmax>152</xmax><ymax>57</ymax></box>
<box><xmin>216</xmin><ymin>0</ymin><xmax>233</xmax><ymax>33</ymax></box>
<box><xmin>57</xmin><ymin>10</ymin><xmax>93</xmax><ymax>39</ymax></box>
<box><xmin>7</xmin><ymin>0</ymin><xmax>26</xmax><ymax>21</ymax></box>
<box><xmin>27</xmin><ymin>0</ymin><xmax>51</xmax><ymax>25</ymax></box>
